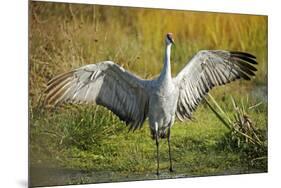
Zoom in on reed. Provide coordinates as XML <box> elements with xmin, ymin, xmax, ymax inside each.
<box><xmin>29</xmin><ymin>2</ymin><xmax>267</xmax><ymax>184</ymax></box>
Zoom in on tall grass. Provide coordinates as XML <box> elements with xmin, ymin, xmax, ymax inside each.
<box><xmin>29</xmin><ymin>1</ymin><xmax>267</xmax><ymax>186</ymax></box>
<box><xmin>29</xmin><ymin>2</ymin><xmax>267</xmax><ymax>106</ymax></box>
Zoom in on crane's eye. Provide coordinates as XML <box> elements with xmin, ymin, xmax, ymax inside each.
<box><xmin>167</xmin><ymin>34</ymin><xmax>174</xmax><ymax>43</ymax></box>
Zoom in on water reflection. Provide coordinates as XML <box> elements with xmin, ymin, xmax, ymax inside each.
<box><xmin>30</xmin><ymin>166</ymin><xmax>264</xmax><ymax>187</ymax></box>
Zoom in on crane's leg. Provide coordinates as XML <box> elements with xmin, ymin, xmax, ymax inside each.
<box><xmin>155</xmin><ymin>133</ymin><xmax>160</xmax><ymax>176</ymax></box>
<box><xmin>167</xmin><ymin>127</ymin><xmax>174</xmax><ymax>172</ymax></box>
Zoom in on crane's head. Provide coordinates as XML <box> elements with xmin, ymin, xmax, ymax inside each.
<box><xmin>165</xmin><ymin>33</ymin><xmax>175</xmax><ymax>45</ymax></box>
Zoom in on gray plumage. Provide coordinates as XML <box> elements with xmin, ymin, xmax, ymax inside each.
<box><xmin>44</xmin><ymin>33</ymin><xmax>257</xmax><ymax>175</ymax></box>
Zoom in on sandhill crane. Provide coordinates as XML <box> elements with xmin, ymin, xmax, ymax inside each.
<box><xmin>44</xmin><ymin>33</ymin><xmax>257</xmax><ymax>175</ymax></box>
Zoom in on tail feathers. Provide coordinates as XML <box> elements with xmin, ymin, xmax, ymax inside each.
<box><xmin>150</xmin><ymin>129</ymin><xmax>168</xmax><ymax>140</ymax></box>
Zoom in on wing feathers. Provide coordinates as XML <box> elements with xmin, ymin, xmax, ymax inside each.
<box><xmin>174</xmin><ymin>50</ymin><xmax>257</xmax><ymax>121</ymax></box>
<box><xmin>230</xmin><ymin>51</ymin><xmax>256</xmax><ymax>59</ymax></box>
<box><xmin>45</xmin><ymin>61</ymin><xmax>149</xmax><ymax>131</ymax></box>
<box><xmin>231</xmin><ymin>53</ymin><xmax>257</xmax><ymax>64</ymax></box>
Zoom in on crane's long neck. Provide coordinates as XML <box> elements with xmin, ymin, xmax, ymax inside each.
<box><xmin>159</xmin><ymin>43</ymin><xmax>172</xmax><ymax>82</ymax></box>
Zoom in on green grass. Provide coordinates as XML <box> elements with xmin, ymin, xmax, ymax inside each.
<box><xmin>30</xmin><ymin>100</ymin><xmax>267</xmax><ymax>186</ymax></box>
<box><xmin>29</xmin><ymin>1</ymin><xmax>268</xmax><ymax>187</ymax></box>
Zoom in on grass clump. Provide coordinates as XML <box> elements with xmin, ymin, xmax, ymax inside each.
<box><xmin>205</xmin><ymin>94</ymin><xmax>267</xmax><ymax>169</ymax></box>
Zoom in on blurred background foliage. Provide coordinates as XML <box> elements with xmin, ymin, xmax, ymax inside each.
<box><xmin>29</xmin><ymin>1</ymin><xmax>267</xmax><ymax>186</ymax></box>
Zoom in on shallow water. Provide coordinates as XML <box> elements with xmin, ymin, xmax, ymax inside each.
<box><xmin>29</xmin><ymin>166</ymin><xmax>265</xmax><ymax>187</ymax></box>
<box><xmin>30</xmin><ymin>167</ymin><xmax>186</xmax><ymax>187</ymax></box>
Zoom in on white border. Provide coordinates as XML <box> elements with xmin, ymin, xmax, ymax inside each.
<box><xmin>1</xmin><ymin>0</ymin><xmax>280</xmax><ymax>188</ymax></box>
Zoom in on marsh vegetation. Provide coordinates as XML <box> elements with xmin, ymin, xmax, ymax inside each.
<box><xmin>29</xmin><ymin>2</ymin><xmax>267</xmax><ymax>187</ymax></box>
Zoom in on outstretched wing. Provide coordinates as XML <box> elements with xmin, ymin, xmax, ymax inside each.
<box><xmin>45</xmin><ymin>61</ymin><xmax>149</xmax><ymax>131</ymax></box>
<box><xmin>173</xmin><ymin>50</ymin><xmax>257</xmax><ymax>121</ymax></box>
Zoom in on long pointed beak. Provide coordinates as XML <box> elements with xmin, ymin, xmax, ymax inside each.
<box><xmin>171</xmin><ymin>39</ymin><xmax>175</xmax><ymax>48</ymax></box>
